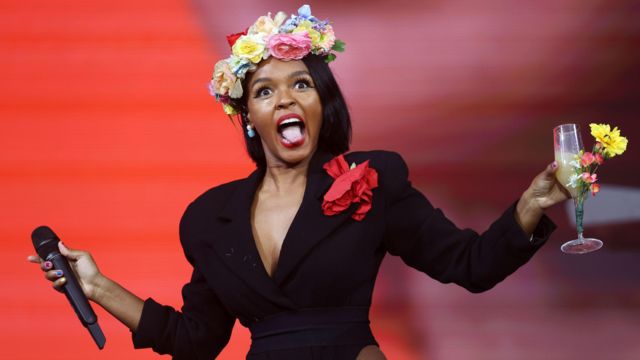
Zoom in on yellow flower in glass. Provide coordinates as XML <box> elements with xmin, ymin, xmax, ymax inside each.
<box><xmin>589</xmin><ymin>123</ymin><xmax>628</xmax><ymax>158</ymax></box>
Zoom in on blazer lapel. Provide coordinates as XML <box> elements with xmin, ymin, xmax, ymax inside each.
<box><xmin>274</xmin><ymin>150</ymin><xmax>359</xmax><ymax>285</ymax></box>
<box><xmin>210</xmin><ymin>168</ymin><xmax>292</xmax><ymax>307</ymax></box>
<box><xmin>206</xmin><ymin>149</ymin><xmax>358</xmax><ymax>295</ymax></box>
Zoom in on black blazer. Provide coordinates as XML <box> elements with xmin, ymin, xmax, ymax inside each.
<box><xmin>131</xmin><ymin>150</ymin><xmax>555</xmax><ymax>359</ymax></box>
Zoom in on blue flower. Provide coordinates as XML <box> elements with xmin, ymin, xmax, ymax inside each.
<box><xmin>229</xmin><ymin>56</ymin><xmax>256</xmax><ymax>77</ymax></box>
<box><xmin>312</xmin><ymin>20</ymin><xmax>329</xmax><ymax>32</ymax></box>
<box><xmin>298</xmin><ymin>5</ymin><xmax>310</xmax><ymax>16</ymax></box>
<box><xmin>297</xmin><ymin>5</ymin><xmax>316</xmax><ymax>21</ymax></box>
<box><xmin>281</xmin><ymin>17</ymin><xmax>299</xmax><ymax>32</ymax></box>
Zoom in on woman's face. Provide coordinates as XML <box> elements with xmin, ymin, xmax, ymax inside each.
<box><xmin>246</xmin><ymin>58</ymin><xmax>323</xmax><ymax>168</ymax></box>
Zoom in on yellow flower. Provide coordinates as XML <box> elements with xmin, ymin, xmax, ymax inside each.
<box><xmin>293</xmin><ymin>20</ymin><xmax>321</xmax><ymax>47</ymax></box>
<box><xmin>590</xmin><ymin>123</ymin><xmax>628</xmax><ymax>157</ymax></box>
<box><xmin>590</xmin><ymin>123</ymin><xmax>610</xmax><ymax>141</ymax></box>
<box><xmin>232</xmin><ymin>34</ymin><xmax>266</xmax><ymax>63</ymax></box>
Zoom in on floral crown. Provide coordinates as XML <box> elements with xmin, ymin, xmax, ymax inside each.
<box><xmin>208</xmin><ymin>4</ymin><xmax>345</xmax><ymax>116</ymax></box>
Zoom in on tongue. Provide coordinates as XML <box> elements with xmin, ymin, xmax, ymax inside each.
<box><xmin>281</xmin><ymin>126</ymin><xmax>303</xmax><ymax>143</ymax></box>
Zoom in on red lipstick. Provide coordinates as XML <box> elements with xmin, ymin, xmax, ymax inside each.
<box><xmin>276</xmin><ymin>113</ymin><xmax>306</xmax><ymax>148</ymax></box>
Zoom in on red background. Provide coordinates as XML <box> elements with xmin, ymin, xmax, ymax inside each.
<box><xmin>3</xmin><ymin>0</ymin><xmax>639</xmax><ymax>359</ymax></box>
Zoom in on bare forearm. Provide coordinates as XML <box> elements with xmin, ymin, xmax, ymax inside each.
<box><xmin>91</xmin><ymin>275</ymin><xmax>144</xmax><ymax>332</ymax></box>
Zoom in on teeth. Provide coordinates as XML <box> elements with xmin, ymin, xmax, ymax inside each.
<box><xmin>280</xmin><ymin>118</ymin><xmax>301</xmax><ymax>126</ymax></box>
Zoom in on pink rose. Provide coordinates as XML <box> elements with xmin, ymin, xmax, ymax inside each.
<box><xmin>267</xmin><ymin>33</ymin><xmax>312</xmax><ymax>61</ymax></box>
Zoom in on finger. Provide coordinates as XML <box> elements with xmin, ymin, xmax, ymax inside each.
<box><xmin>53</xmin><ymin>277</ymin><xmax>66</xmax><ymax>291</ymax></box>
<box><xmin>40</xmin><ymin>260</ymin><xmax>53</xmax><ymax>271</ymax></box>
<box><xmin>545</xmin><ymin>161</ymin><xmax>558</xmax><ymax>175</ymax></box>
<box><xmin>535</xmin><ymin>161</ymin><xmax>559</xmax><ymax>184</ymax></box>
<box><xmin>27</xmin><ymin>255</ymin><xmax>42</xmax><ymax>263</ymax></box>
<box><xmin>58</xmin><ymin>242</ymin><xmax>85</xmax><ymax>261</ymax></box>
<box><xmin>45</xmin><ymin>269</ymin><xmax>64</xmax><ymax>281</ymax></box>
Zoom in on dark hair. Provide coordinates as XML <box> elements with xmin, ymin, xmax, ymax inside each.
<box><xmin>231</xmin><ymin>54</ymin><xmax>352</xmax><ymax>168</ymax></box>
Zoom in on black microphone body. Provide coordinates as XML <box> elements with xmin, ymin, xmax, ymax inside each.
<box><xmin>32</xmin><ymin>226</ymin><xmax>106</xmax><ymax>349</ymax></box>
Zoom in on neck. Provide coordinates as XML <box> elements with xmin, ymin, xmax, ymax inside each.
<box><xmin>261</xmin><ymin>154</ymin><xmax>314</xmax><ymax>194</ymax></box>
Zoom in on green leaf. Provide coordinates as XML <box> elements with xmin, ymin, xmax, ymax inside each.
<box><xmin>332</xmin><ymin>39</ymin><xmax>346</xmax><ymax>52</ymax></box>
<box><xmin>324</xmin><ymin>53</ymin><xmax>336</xmax><ymax>63</ymax></box>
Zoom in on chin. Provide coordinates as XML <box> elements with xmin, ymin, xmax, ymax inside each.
<box><xmin>279</xmin><ymin>146</ymin><xmax>315</xmax><ymax>165</ymax></box>
<box><xmin>267</xmin><ymin>140</ymin><xmax>317</xmax><ymax>167</ymax></box>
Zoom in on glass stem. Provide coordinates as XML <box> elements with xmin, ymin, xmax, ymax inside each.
<box><xmin>574</xmin><ymin>194</ymin><xmax>585</xmax><ymax>240</ymax></box>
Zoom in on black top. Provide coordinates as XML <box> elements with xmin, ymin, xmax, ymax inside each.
<box><xmin>131</xmin><ymin>150</ymin><xmax>555</xmax><ymax>359</ymax></box>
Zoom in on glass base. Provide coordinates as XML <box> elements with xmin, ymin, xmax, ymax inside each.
<box><xmin>561</xmin><ymin>238</ymin><xmax>603</xmax><ymax>254</ymax></box>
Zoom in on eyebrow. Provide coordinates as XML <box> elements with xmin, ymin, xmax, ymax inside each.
<box><xmin>250</xmin><ymin>70</ymin><xmax>312</xmax><ymax>89</ymax></box>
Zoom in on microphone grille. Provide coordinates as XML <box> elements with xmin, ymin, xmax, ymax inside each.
<box><xmin>31</xmin><ymin>226</ymin><xmax>60</xmax><ymax>259</ymax></box>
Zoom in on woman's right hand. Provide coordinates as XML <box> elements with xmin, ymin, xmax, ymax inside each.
<box><xmin>29</xmin><ymin>242</ymin><xmax>144</xmax><ymax>331</ymax></box>
<box><xmin>28</xmin><ymin>242</ymin><xmax>105</xmax><ymax>301</ymax></box>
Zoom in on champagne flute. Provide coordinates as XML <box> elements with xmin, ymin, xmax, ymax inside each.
<box><xmin>553</xmin><ymin>124</ymin><xmax>603</xmax><ymax>254</ymax></box>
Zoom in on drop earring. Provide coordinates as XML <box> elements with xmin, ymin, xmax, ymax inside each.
<box><xmin>246</xmin><ymin>124</ymin><xmax>256</xmax><ymax>138</ymax></box>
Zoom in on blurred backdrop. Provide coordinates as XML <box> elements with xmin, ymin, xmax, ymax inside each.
<box><xmin>2</xmin><ymin>0</ymin><xmax>639</xmax><ymax>359</ymax></box>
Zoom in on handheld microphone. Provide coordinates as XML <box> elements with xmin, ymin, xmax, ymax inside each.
<box><xmin>31</xmin><ymin>226</ymin><xmax>106</xmax><ymax>349</ymax></box>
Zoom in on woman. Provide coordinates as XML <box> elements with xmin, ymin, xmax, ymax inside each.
<box><xmin>29</xmin><ymin>5</ymin><xmax>566</xmax><ymax>359</ymax></box>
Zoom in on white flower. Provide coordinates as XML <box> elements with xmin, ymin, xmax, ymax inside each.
<box><xmin>569</xmin><ymin>159</ymin><xmax>581</xmax><ymax>169</ymax></box>
<box><xmin>567</xmin><ymin>174</ymin><xmax>580</xmax><ymax>188</ymax></box>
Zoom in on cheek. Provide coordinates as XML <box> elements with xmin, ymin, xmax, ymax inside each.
<box><xmin>247</xmin><ymin>100</ymin><xmax>272</xmax><ymax>124</ymax></box>
<box><xmin>302</xmin><ymin>94</ymin><xmax>323</xmax><ymax>128</ymax></box>
<box><xmin>311</xmin><ymin>107</ymin><xmax>323</xmax><ymax>135</ymax></box>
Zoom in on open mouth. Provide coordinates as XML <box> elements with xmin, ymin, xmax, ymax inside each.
<box><xmin>276</xmin><ymin>114</ymin><xmax>306</xmax><ymax>148</ymax></box>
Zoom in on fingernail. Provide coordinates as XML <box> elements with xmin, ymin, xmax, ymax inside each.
<box><xmin>551</xmin><ymin>161</ymin><xmax>558</xmax><ymax>169</ymax></box>
<box><xmin>56</xmin><ymin>270</ymin><xmax>63</xmax><ymax>277</ymax></box>
<box><xmin>44</xmin><ymin>261</ymin><xmax>52</xmax><ymax>269</ymax></box>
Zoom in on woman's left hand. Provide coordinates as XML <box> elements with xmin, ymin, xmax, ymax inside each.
<box><xmin>525</xmin><ymin>161</ymin><xmax>571</xmax><ymax>210</ymax></box>
<box><xmin>515</xmin><ymin>161</ymin><xmax>570</xmax><ymax>235</ymax></box>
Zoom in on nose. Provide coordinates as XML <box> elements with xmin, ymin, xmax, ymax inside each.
<box><xmin>276</xmin><ymin>90</ymin><xmax>296</xmax><ymax>110</ymax></box>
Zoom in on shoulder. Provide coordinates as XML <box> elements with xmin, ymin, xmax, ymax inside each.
<box><xmin>179</xmin><ymin>178</ymin><xmax>243</xmax><ymax>237</ymax></box>
<box><xmin>184</xmin><ymin>179</ymin><xmax>241</xmax><ymax>215</ymax></box>
<box><xmin>343</xmin><ymin>149</ymin><xmax>409</xmax><ymax>178</ymax></box>
<box><xmin>189</xmin><ymin>179</ymin><xmax>242</xmax><ymax>209</ymax></box>
<box><xmin>343</xmin><ymin>150</ymin><xmax>410</xmax><ymax>196</ymax></box>
<box><xmin>344</xmin><ymin>150</ymin><xmax>406</xmax><ymax>169</ymax></box>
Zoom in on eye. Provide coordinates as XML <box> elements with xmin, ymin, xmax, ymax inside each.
<box><xmin>254</xmin><ymin>87</ymin><xmax>272</xmax><ymax>98</ymax></box>
<box><xmin>293</xmin><ymin>78</ymin><xmax>312</xmax><ymax>90</ymax></box>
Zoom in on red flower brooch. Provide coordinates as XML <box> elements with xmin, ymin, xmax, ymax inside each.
<box><xmin>322</xmin><ymin>155</ymin><xmax>379</xmax><ymax>221</ymax></box>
